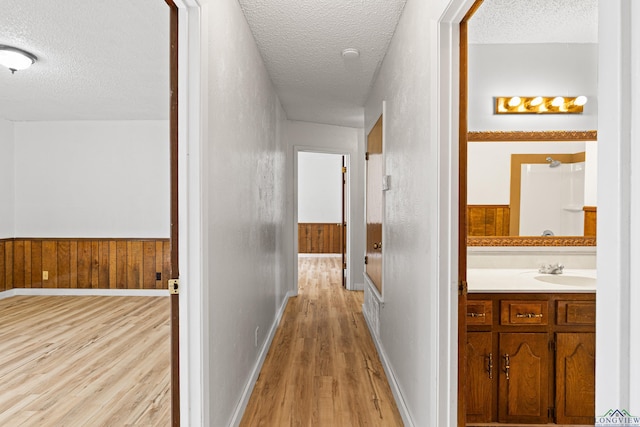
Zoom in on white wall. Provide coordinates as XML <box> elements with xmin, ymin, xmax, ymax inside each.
<box><xmin>286</xmin><ymin>120</ymin><xmax>365</xmax><ymax>291</ymax></box>
<box><xmin>13</xmin><ymin>121</ymin><xmax>169</xmax><ymax>238</ymax></box>
<box><xmin>468</xmin><ymin>44</ymin><xmax>598</xmax><ymax>131</ymax></box>
<box><xmin>363</xmin><ymin>0</ymin><xmax>437</xmax><ymax>423</ymax></box>
<box><xmin>201</xmin><ymin>0</ymin><xmax>288</xmax><ymax>424</ymax></box>
<box><xmin>0</xmin><ymin>119</ymin><xmax>14</xmax><ymax>238</ymax></box>
<box><xmin>297</xmin><ymin>152</ymin><xmax>342</xmax><ymax>223</ymax></box>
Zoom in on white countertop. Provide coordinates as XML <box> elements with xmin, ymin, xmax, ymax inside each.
<box><xmin>467</xmin><ymin>268</ymin><xmax>597</xmax><ymax>293</ymax></box>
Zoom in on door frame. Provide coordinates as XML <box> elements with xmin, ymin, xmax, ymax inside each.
<box><xmin>168</xmin><ymin>0</ymin><xmax>205</xmax><ymax>425</ymax></box>
<box><xmin>293</xmin><ymin>148</ymin><xmax>352</xmax><ymax>292</ymax></box>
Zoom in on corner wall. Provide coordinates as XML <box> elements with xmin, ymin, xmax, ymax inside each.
<box><xmin>0</xmin><ymin>119</ymin><xmax>14</xmax><ymax>238</ymax></box>
<box><xmin>201</xmin><ymin>0</ymin><xmax>288</xmax><ymax>424</ymax></box>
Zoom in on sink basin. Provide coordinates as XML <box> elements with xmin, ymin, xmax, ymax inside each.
<box><xmin>534</xmin><ymin>275</ymin><xmax>596</xmax><ymax>286</ymax></box>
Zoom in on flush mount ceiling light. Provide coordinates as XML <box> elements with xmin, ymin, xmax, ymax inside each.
<box><xmin>341</xmin><ymin>48</ymin><xmax>360</xmax><ymax>59</ymax></box>
<box><xmin>0</xmin><ymin>45</ymin><xmax>37</xmax><ymax>74</ymax></box>
<box><xmin>495</xmin><ymin>96</ymin><xmax>588</xmax><ymax>114</ymax></box>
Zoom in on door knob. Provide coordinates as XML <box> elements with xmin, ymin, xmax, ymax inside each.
<box><xmin>373</xmin><ymin>242</ymin><xmax>382</xmax><ymax>250</ymax></box>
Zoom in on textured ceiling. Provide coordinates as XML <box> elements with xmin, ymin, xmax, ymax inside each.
<box><xmin>237</xmin><ymin>0</ymin><xmax>407</xmax><ymax>128</ymax></box>
<box><xmin>1</xmin><ymin>0</ymin><xmax>596</xmax><ymax>126</ymax></box>
<box><xmin>0</xmin><ymin>0</ymin><xmax>169</xmax><ymax>122</ymax></box>
<box><xmin>468</xmin><ymin>0</ymin><xmax>598</xmax><ymax>44</ymax></box>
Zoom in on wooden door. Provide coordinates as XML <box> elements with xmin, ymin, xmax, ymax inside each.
<box><xmin>498</xmin><ymin>333</ymin><xmax>549</xmax><ymax>424</ymax></box>
<box><xmin>366</xmin><ymin>116</ymin><xmax>383</xmax><ymax>294</ymax></box>
<box><xmin>466</xmin><ymin>332</ymin><xmax>494</xmax><ymax>422</ymax></box>
<box><xmin>166</xmin><ymin>1</ymin><xmax>180</xmax><ymax>425</ymax></box>
<box><xmin>341</xmin><ymin>155</ymin><xmax>347</xmax><ymax>287</ymax></box>
<box><xmin>555</xmin><ymin>332</ymin><xmax>595</xmax><ymax>424</ymax></box>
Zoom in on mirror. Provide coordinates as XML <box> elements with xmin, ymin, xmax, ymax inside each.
<box><xmin>466</xmin><ymin>131</ymin><xmax>597</xmax><ymax>246</ymax></box>
<box><xmin>465</xmin><ymin>0</ymin><xmax>598</xmax><ymax>247</ymax></box>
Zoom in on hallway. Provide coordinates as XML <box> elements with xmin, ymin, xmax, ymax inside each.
<box><xmin>240</xmin><ymin>256</ymin><xmax>402</xmax><ymax>426</ymax></box>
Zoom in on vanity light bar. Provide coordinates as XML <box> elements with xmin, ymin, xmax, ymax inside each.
<box><xmin>495</xmin><ymin>96</ymin><xmax>587</xmax><ymax>114</ymax></box>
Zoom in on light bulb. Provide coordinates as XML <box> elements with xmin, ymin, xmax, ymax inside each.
<box><xmin>551</xmin><ymin>96</ymin><xmax>564</xmax><ymax>107</ymax></box>
<box><xmin>507</xmin><ymin>96</ymin><xmax>521</xmax><ymax>107</ymax></box>
<box><xmin>574</xmin><ymin>96</ymin><xmax>588</xmax><ymax>106</ymax></box>
<box><xmin>530</xmin><ymin>96</ymin><xmax>543</xmax><ymax>106</ymax></box>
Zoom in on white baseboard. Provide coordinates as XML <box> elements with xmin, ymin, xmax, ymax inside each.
<box><xmin>229</xmin><ymin>290</ymin><xmax>295</xmax><ymax>427</ymax></box>
<box><xmin>363</xmin><ymin>306</ymin><xmax>415</xmax><ymax>427</ymax></box>
<box><xmin>0</xmin><ymin>288</ymin><xmax>169</xmax><ymax>300</ymax></box>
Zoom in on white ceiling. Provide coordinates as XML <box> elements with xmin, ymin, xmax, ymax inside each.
<box><xmin>0</xmin><ymin>0</ymin><xmax>169</xmax><ymax>122</ymax></box>
<box><xmin>1</xmin><ymin>0</ymin><xmax>596</xmax><ymax>126</ymax></box>
<box><xmin>237</xmin><ymin>0</ymin><xmax>407</xmax><ymax>128</ymax></box>
<box><xmin>468</xmin><ymin>0</ymin><xmax>597</xmax><ymax>44</ymax></box>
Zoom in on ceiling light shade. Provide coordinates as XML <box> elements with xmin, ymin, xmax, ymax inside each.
<box><xmin>0</xmin><ymin>45</ymin><xmax>37</xmax><ymax>73</ymax></box>
<box><xmin>551</xmin><ymin>96</ymin><xmax>564</xmax><ymax>107</ymax></box>
<box><xmin>530</xmin><ymin>96</ymin><xmax>543</xmax><ymax>106</ymax></box>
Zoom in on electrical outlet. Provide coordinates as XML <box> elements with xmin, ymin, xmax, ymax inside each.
<box><xmin>42</xmin><ymin>271</ymin><xmax>48</xmax><ymax>280</ymax></box>
<box><xmin>254</xmin><ymin>326</ymin><xmax>259</xmax><ymax>347</ymax></box>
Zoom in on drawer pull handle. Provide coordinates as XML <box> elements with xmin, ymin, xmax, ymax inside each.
<box><xmin>503</xmin><ymin>353</ymin><xmax>510</xmax><ymax>380</ymax></box>
<box><xmin>467</xmin><ymin>312</ymin><xmax>486</xmax><ymax>318</ymax></box>
<box><xmin>516</xmin><ymin>312</ymin><xmax>543</xmax><ymax>318</ymax></box>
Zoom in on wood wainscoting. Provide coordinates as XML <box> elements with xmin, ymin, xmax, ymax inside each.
<box><xmin>0</xmin><ymin>238</ymin><xmax>170</xmax><ymax>291</ymax></box>
<box><xmin>298</xmin><ymin>223</ymin><xmax>343</xmax><ymax>254</ymax></box>
<box><xmin>583</xmin><ymin>206</ymin><xmax>597</xmax><ymax>237</ymax></box>
<box><xmin>467</xmin><ymin>205</ymin><xmax>510</xmax><ymax>237</ymax></box>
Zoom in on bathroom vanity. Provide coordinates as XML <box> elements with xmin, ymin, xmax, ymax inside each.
<box><xmin>465</xmin><ymin>269</ymin><xmax>596</xmax><ymax>425</ymax></box>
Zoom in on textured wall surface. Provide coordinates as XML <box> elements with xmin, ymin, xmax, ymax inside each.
<box><xmin>364</xmin><ymin>0</ymin><xmax>437</xmax><ymax>424</ymax></box>
<box><xmin>202</xmin><ymin>0</ymin><xmax>288</xmax><ymax>424</ymax></box>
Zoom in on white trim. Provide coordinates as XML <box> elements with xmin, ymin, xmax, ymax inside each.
<box><xmin>229</xmin><ymin>290</ymin><xmax>295</xmax><ymax>427</ymax></box>
<box><xmin>173</xmin><ymin>0</ymin><xmax>205</xmax><ymax>425</ymax></box>
<box><xmin>362</xmin><ymin>302</ymin><xmax>415</xmax><ymax>427</ymax></box>
<box><xmin>0</xmin><ymin>288</ymin><xmax>168</xmax><ymax>299</ymax></box>
<box><xmin>435</xmin><ymin>1</ymin><xmax>478</xmax><ymax>426</ymax></box>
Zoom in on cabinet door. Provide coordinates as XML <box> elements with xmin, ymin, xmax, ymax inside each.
<box><xmin>556</xmin><ymin>333</ymin><xmax>595</xmax><ymax>424</ymax></box>
<box><xmin>498</xmin><ymin>333</ymin><xmax>549</xmax><ymax>424</ymax></box>
<box><xmin>466</xmin><ymin>332</ymin><xmax>493</xmax><ymax>422</ymax></box>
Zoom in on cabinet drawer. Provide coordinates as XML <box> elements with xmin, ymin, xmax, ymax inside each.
<box><xmin>467</xmin><ymin>300</ymin><xmax>492</xmax><ymax>325</ymax></box>
<box><xmin>500</xmin><ymin>300</ymin><xmax>548</xmax><ymax>325</ymax></box>
<box><xmin>557</xmin><ymin>300</ymin><xmax>596</xmax><ymax>325</ymax></box>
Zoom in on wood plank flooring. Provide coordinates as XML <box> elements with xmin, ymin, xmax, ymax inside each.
<box><xmin>0</xmin><ymin>295</ymin><xmax>170</xmax><ymax>426</ymax></box>
<box><xmin>240</xmin><ymin>255</ymin><xmax>403</xmax><ymax>426</ymax></box>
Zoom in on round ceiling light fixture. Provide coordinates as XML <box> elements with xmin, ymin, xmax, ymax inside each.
<box><xmin>341</xmin><ymin>48</ymin><xmax>360</xmax><ymax>59</ymax></box>
<box><xmin>0</xmin><ymin>45</ymin><xmax>37</xmax><ymax>74</ymax></box>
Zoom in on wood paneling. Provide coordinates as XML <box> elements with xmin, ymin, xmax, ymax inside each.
<box><xmin>298</xmin><ymin>223</ymin><xmax>343</xmax><ymax>253</ymax></box>
<box><xmin>584</xmin><ymin>206</ymin><xmax>597</xmax><ymax>237</ymax></box>
<box><xmin>0</xmin><ymin>238</ymin><xmax>170</xmax><ymax>291</ymax></box>
<box><xmin>468</xmin><ymin>205</ymin><xmax>510</xmax><ymax>236</ymax></box>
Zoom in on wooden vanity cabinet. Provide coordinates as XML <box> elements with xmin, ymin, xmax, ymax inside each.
<box><xmin>465</xmin><ymin>293</ymin><xmax>595</xmax><ymax>425</ymax></box>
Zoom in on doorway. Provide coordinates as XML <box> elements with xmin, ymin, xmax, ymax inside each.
<box><xmin>294</xmin><ymin>149</ymin><xmax>351</xmax><ymax>292</ymax></box>
<box><xmin>457</xmin><ymin>1</ymin><xmax>598</xmax><ymax>425</ymax></box>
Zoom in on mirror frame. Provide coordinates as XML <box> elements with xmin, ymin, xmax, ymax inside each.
<box><xmin>467</xmin><ymin>130</ymin><xmax>597</xmax><ymax>247</ymax></box>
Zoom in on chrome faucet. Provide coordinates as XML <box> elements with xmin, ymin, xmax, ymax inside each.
<box><xmin>539</xmin><ymin>263</ymin><xmax>564</xmax><ymax>274</ymax></box>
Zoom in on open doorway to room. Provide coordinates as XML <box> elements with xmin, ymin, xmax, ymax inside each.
<box><xmin>297</xmin><ymin>151</ymin><xmax>348</xmax><ymax>291</ymax></box>
<box><xmin>458</xmin><ymin>1</ymin><xmax>598</xmax><ymax>425</ymax></box>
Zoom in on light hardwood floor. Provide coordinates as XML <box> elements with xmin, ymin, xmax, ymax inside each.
<box><xmin>241</xmin><ymin>255</ymin><xmax>403</xmax><ymax>426</ymax></box>
<box><xmin>0</xmin><ymin>295</ymin><xmax>170</xmax><ymax>426</ymax></box>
